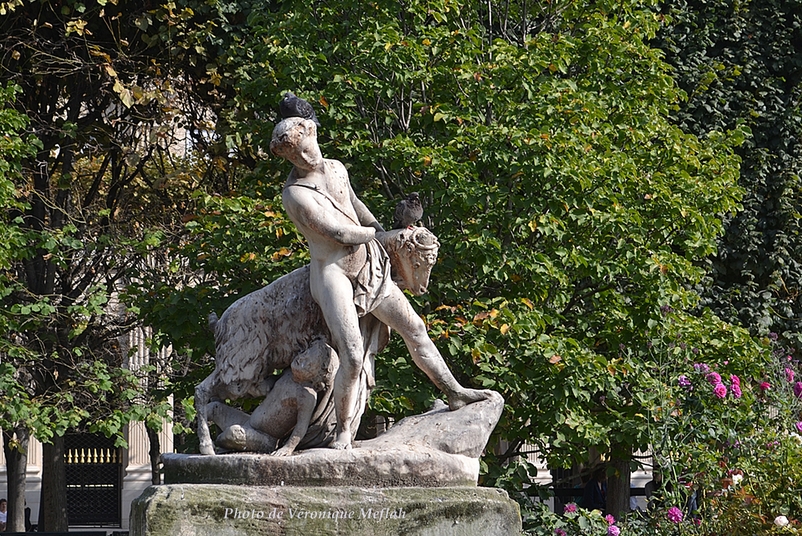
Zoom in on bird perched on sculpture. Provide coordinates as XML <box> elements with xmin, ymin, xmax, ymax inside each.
<box><xmin>393</xmin><ymin>192</ymin><xmax>424</xmax><ymax>229</ymax></box>
<box><xmin>279</xmin><ymin>92</ymin><xmax>321</xmax><ymax>127</ymax></box>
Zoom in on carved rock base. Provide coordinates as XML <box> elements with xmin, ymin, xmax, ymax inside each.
<box><xmin>163</xmin><ymin>449</ymin><xmax>478</xmax><ymax>488</ymax></box>
<box><xmin>130</xmin><ymin>484</ymin><xmax>522</xmax><ymax>536</ymax></box>
<box><xmin>165</xmin><ymin>392</ymin><xmax>505</xmax><ymax>488</ymax></box>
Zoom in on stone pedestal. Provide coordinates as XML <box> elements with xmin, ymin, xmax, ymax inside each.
<box><xmin>130</xmin><ymin>484</ymin><xmax>521</xmax><ymax>536</ymax></box>
<box><xmin>131</xmin><ymin>394</ymin><xmax>521</xmax><ymax>535</ymax></box>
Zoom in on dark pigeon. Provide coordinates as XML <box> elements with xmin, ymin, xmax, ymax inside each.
<box><xmin>393</xmin><ymin>192</ymin><xmax>423</xmax><ymax>229</ymax></box>
<box><xmin>279</xmin><ymin>92</ymin><xmax>321</xmax><ymax>127</ymax></box>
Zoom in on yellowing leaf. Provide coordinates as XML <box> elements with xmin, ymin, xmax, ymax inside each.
<box><xmin>500</xmin><ymin>324</ymin><xmax>510</xmax><ymax>335</ymax></box>
<box><xmin>271</xmin><ymin>247</ymin><xmax>292</xmax><ymax>261</ymax></box>
<box><xmin>473</xmin><ymin>311</ymin><xmax>488</xmax><ymax>323</ymax></box>
<box><xmin>549</xmin><ymin>354</ymin><xmax>562</xmax><ymax>364</ymax></box>
<box><xmin>471</xmin><ymin>348</ymin><xmax>481</xmax><ymax>364</ymax></box>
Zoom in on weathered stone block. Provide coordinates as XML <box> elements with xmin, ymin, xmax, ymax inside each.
<box><xmin>131</xmin><ymin>484</ymin><xmax>522</xmax><ymax>536</ymax></box>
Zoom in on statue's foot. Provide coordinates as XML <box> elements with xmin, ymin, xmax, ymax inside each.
<box><xmin>199</xmin><ymin>442</ymin><xmax>216</xmax><ymax>456</ymax></box>
<box><xmin>216</xmin><ymin>424</ymin><xmax>248</xmax><ymax>451</ymax></box>
<box><xmin>329</xmin><ymin>431</ymin><xmax>352</xmax><ymax>450</ymax></box>
<box><xmin>447</xmin><ymin>388</ymin><xmax>495</xmax><ymax>411</ymax></box>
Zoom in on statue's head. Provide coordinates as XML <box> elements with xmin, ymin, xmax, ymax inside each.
<box><xmin>291</xmin><ymin>337</ymin><xmax>339</xmax><ymax>391</ymax></box>
<box><xmin>270</xmin><ymin>117</ymin><xmax>322</xmax><ymax>170</ymax></box>
<box><xmin>380</xmin><ymin>226</ymin><xmax>440</xmax><ymax>296</ymax></box>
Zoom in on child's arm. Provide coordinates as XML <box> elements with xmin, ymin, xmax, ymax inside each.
<box><xmin>271</xmin><ymin>385</ymin><xmax>317</xmax><ymax>456</ymax></box>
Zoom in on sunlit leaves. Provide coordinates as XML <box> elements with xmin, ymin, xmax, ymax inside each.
<box><xmin>656</xmin><ymin>0</ymin><xmax>802</xmax><ymax>350</ymax></box>
<box><xmin>220</xmin><ymin>0</ymin><xmax>755</xmax><ymax>475</ymax></box>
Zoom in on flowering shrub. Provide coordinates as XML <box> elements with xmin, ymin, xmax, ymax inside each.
<box><xmin>519</xmin><ymin>322</ymin><xmax>802</xmax><ymax>536</ymax></box>
<box><xmin>666</xmin><ymin>506</ymin><xmax>684</xmax><ymax>524</ymax></box>
<box><xmin>642</xmin><ymin>334</ymin><xmax>802</xmax><ymax>535</ymax></box>
<box><xmin>525</xmin><ymin>502</ymin><xmax>625</xmax><ymax>536</ymax></box>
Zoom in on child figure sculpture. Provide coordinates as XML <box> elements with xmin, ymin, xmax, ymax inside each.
<box><xmin>208</xmin><ymin>338</ymin><xmax>338</xmax><ymax>456</ymax></box>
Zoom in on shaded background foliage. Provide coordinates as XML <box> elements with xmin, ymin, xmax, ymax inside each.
<box><xmin>128</xmin><ymin>0</ymin><xmax>766</xmax><ymax>518</ymax></box>
<box><xmin>655</xmin><ymin>0</ymin><xmax>802</xmax><ymax>350</ymax></box>
<box><xmin>3</xmin><ymin>0</ymin><xmax>802</xmax><ymax>530</ymax></box>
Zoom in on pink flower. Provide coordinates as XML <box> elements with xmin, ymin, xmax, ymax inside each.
<box><xmin>706</xmin><ymin>371</ymin><xmax>722</xmax><ymax>385</ymax></box>
<box><xmin>678</xmin><ymin>375</ymin><xmax>692</xmax><ymax>388</ymax></box>
<box><xmin>554</xmin><ymin>529</ymin><xmax>567</xmax><ymax>536</ymax></box>
<box><xmin>563</xmin><ymin>503</ymin><xmax>577</xmax><ymax>514</ymax></box>
<box><xmin>714</xmin><ymin>383</ymin><xmax>727</xmax><ymax>398</ymax></box>
<box><xmin>731</xmin><ymin>384</ymin><xmax>742</xmax><ymax>399</ymax></box>
<box><xmin>605</xmin><ymin>514</ymin><xmax>616</xmax><ymax>525</ymax></box>
<box><xmin>794</xmin><ymin>382</ymin><xmax>802</xmax><ymax>398</ymax></box>
<box><xmin>786</xmin><ymin>367</ymin><xmax>795</xmax><ymax>383</ymax></box>
<box><xmin>759</xmin><ymin>381</ymin><xmax>771</xmax><ymax>392</ymax></box>
<box><xmin>730</xmin><ymin>374</ymin><xmax>741</xmax><ymax>386</ymax></box>
<box><xmin>608</xmin><ymin>526</ymin><xmax>620</xmax><ymax>536</ymax></box>
<box><xmin>694</xmin><ymin>363</ymin><xmax>710</xmax><ymax>373</ymax></box>
<box><xmin>667</xmin><ymin>506</ymin><xmax>684</xmax><ymax>523</ymax></box>
<box><xmin>795</xmin><ymin>422</ymin><xmax>802</xmax><ymax>434</ymax></box>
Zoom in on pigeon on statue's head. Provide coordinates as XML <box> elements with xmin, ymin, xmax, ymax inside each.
<box><xmin>279</xmin><ymin>92</ymin><xmax>321</xmax><ymax>127</ymax></box>
<box><xmin>393</xmin><ymin>192</ymin><xmax>424</xmax><ymax>229</ymax></box>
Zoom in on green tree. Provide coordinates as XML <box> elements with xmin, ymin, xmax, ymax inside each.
<box><xmin>654</xmin><ymin>0</ymin><xmax>802</xmax><ymax>350</ymax></box>
<box><xmin>0</xmin><ymin>0</ymin><xmax>239</xmax><ymax>527</ymax></box>
<box><xmin>135</xmin><ymin>0</ymin><xmax>756</xmax><ymax>518</ymax></box>
<box><xmin>0</xmin><ymin>82</ymin><xmax>41</xmax><ymax>534</ymax></box>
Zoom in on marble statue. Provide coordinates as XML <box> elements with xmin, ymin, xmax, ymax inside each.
<box><xmin>195</xmin><ymin>226</ymin><xmax>444</xmax><ymax>455</ymax></box>
<box><xmin>195</xmin><ymin>116</ymin><xmax>493</xmax><ymax>456</ymax></box>
<box><xmin>208</xmin><ymin>337</ymin><xmax>338</xmax><ymax>456</ymax></box>
<box><xmin>135</xmin><ymin>109</ymin><xmax>520</xmax><ymax>536</ymax></box>
<box><xmin>273</xmin><ymin>117</ymin><xmax>492</xmax><ymax>449</ymax></box>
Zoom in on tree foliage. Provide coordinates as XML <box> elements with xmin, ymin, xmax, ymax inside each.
<box><xmin>234</xmin><ymin>0</ymin><xmax>751</xmax><ymax>466</ymax></box>
<box><xmin>127</xmin><ymin>0</ymin><xmax>758</xmax><ymax>512</ymax></box>
<box><xmin>655</xmin><ymin>0</ymin><xmax>802</xmax><ymax>349</ymax></box>
<box><xmin>0</xmin><ymin>0</ymin><xmax>244</xmax><ymax>526</ymax></box>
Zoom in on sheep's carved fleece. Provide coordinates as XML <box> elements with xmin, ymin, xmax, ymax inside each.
<box><xmin>195</xmin><ymin>227</ymin><xmax>439</xmax><ymax>455</ymax></box>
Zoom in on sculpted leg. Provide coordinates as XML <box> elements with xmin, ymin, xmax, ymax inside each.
<box><xmin>372</xmin><ymin>288</ymin><xmax>493</xmax><ymax>409</ymax></box>
<box><xmin>207</xmin><ymin>401</ymin><xmax>250</xmax><ymax>431</ymax></box>
<box><xmin>310</xmin><ymin>272</ymin><xmax>366</xmax><ymax>450</ymax></box>
<box><xmin>195</xmin><ymin>379</ymin><xmax>217</xmax><ymax>456</ymax></box>
<box><xmin>207</xmin><ymin>401</ymin><xmax>277</xmax><ymax>452</ymax></box>
<box><xmin>216</xmin><ymin>424</ymin><xmax>278</xmax><ymax>453</ymax></box>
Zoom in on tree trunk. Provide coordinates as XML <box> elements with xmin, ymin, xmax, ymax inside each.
<box><xmin>605</xmin><ymin>444</ymin><xmax>632</xmax><ymax>518</ymax></box>
<box><xmin>3</xmin><ymin>427</ymin><xmax>29</xmax><ymax>532</ymax></box>
<box><xmin>147</xmin><ymin>424</ymin><xmax>161</xmax><ymax>485</ymax></box>
<box><xmin>39</xmin><ymin>435</ymin><xmax>68</xmax><ymax>531</ymax></box>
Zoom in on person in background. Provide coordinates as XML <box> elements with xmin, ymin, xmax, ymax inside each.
<box><xmin>582</xmin><ymin>466</ymin><xmax>607</xmax><ymax>511</ymax></box>
<box><xmin>24</xmin><ymin>502</ymin><xmax>32</xmax><ymax>532</ymax></box>
<box><xmin>0</xmin><ymin>498</ymin><xmax>7</xmax><ymax>531</ymax></box>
